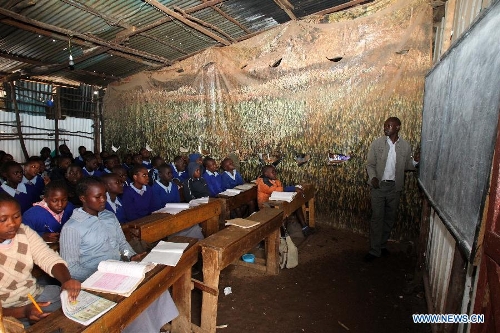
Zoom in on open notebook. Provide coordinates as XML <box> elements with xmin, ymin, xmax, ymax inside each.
<box><xmin>141</xmin><ymin>241</ymin><xmax>189</xmax><ymax>266</ymax></box>
<box><xmin>269</xmin><ymin>191</ymin><xmax>296</xmax><ymax>202</ymax></box>
<box><xmin>82</xmin><ymin>260</ymin><xmax>155</xmax><ymax>297</ymax></box>
<box><xmin>219</xmin><ymin>189</ymin><xmax>241</xmax><ymax>196</ymax></box>
<box><xmin>153</xmin><ymin>203</ymin><xmax>190</xmax><ymax>214</ymax></box>
<box><xmin>61</xmin><ymin>290</ymin><xmax>116</xmax><ymax>326</ymax></box>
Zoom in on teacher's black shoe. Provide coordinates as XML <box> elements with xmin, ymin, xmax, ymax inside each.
<box><xmin>381</xmin><ymin>248</ymin><xmax>390</xmax><ymax>257</ymax></box>
<box><xmin>363</xmin><ymin>253</ymin><xmax>378</xmax><ymax>262</ymax></box>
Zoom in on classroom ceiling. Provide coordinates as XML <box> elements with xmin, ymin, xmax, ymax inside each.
<box><xmin>0</xmin><ymin>0</ymin><xmax>371</xmax><ymax>87</ymax></box>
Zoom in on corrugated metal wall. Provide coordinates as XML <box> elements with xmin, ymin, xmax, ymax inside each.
<box><xmin>426</xmin><ymin>209</ymin><xmax>456</xmax><ymax>313</ymax></box>
<box><xmin>433</xmin><ymin>0</ymin><xmax>493</xmax><ymax>63</ymax></box>
<box><xmin>0</xmin><ymin>110</ymin><xmax>95</xmax><ymax>162</ymax></box>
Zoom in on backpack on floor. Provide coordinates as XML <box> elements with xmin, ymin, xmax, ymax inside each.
<box><xmin>279</xmin><ymin>227</ymin><xmax>298</xmax><ymax>269</ymax></box>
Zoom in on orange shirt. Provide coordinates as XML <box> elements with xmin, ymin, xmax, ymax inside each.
<box><xmin>256</xmin><ymin>177</ymin><xmax>283</xmax><ymax>209</ymax></box>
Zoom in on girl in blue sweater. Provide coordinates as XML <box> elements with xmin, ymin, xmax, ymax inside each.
<box><xmin>122</xmin><ymin>165</ymin><xmax>154</xmax><ymax>221</ymax></box>
<box><xmin>23</xmin><ymin>180</ymin><xmax>74</xmax><ymax>242</ymax></box>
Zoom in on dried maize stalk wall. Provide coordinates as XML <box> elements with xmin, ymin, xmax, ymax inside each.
<box><xmin>104</xmin><ymin>0</ymin><xmax>432</xmax><ymax>240</ymax></box>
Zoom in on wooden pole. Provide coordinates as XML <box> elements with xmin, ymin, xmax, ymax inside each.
<box><xmin>9</xmin><ymin>82</ymin><xmax>29</xmax><ymax>161</ymax></box>
<box><xmin>93</xmin><ymin>88</ymin><xmax>101</xmax><ymax>154</ymax></box>
<box><xmin>55</xmin><ymin>87</ymin><xmax>61</xmax><ymax>155</ymax></box>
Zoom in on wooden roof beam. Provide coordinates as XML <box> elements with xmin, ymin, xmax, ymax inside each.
<box><xmin>1</xmin><ymin>18</ymin><xmax>164</xmax><ymax>69</ymax></box>
<box><xmin>313</xmin><ymin>0</ymin><xmax>373</xmax><ymax>16</ymax></box>
<box><xmin>143</xmin><ymin>0</ymin><xmax>232</xmax><ymax>46</ymax></box>
<box><xmin>140</xmin><ymin>34</ymin><xmax>188</xmax><ymax>55</ymax></box>
<box><xmin>0</xmin><ymin>6</ymin><xmax>171</xmax><ymax>65</ymax></box>
<box><xmin>173</xmin><ymin>6</ymin><xmax>235</xmax><ymax>43</ymax></box>
<box><xmin>212</xmin><ymin>6</ymin><xmax>251</xmax><ymax>34</ymax></box>
<box><xmin>184</xmin><ymin>0</ymin><xmax>227</xmax><ymax>14</ymax></box>
<box><xmin>273</xmin><ymin>0</ymin><xmax>297</xmax><ymax>20</ymax></box>
<box><xmin>0</xmin><ymin>48</ymin><xmax>113</xmax><ymax>80</ymax></box>
<box><xmin>115</xmin><ymin>0</ymin><xmax>230</xmax><ymax>42</ymax></box>
<box><xmin>0</xmin><ymin>51</ymin><xmax>47</xmax><ymax>66</ymax></box>
<box><xmin>0</xmin><ymin>18</ymin><xmax>94</xmax><ymax>48</ymax></box>
<box><xmin>107</xmin><ymin>50</ymin><xmax>164</xmax><ymax>68</ymax></box>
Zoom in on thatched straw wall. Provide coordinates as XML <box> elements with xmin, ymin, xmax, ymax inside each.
<box><xmin>103</xmin><ymin>0</ymin><xmax>432</xmax><ymax>240</ymax></box>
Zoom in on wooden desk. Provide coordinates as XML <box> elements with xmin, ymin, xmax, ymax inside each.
<box><xmin>27</xmin><ymin>237</ymin><xmax>199</xmax><ymax>333</ymax></box>
<box><xmin>198</xmin><ymin>208</ymin><xmax>284</xmax><ymax>332</ymax></box>
<box><xmin>123</xmin><ymin>199</ymin><xmax>222</xmax><ymax>243</ymax></box>
<box><xmin>217</xmin><ymin>185</ymin><xmax>257</xmax><ymax>221</ymax></box>
<box><xmin>268</xmin><ymin>184</ymin><xmax>316</xmax><ymax>228</ymax></box>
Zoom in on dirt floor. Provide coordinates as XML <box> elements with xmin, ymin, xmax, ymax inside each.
<box><xmin>193</xmin><ymin>222</ymin><xmax>431</xmax><ymax>333</ymax></box>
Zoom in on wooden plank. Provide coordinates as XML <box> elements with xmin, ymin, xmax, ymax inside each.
<box><xmin>198</xmin><ymin>208</ymin><xmax>283</xmax><ymax>333</ymax></box>
<box><xmin>442</xmin><ymin>0</ymin><xmax>457</xmax><ymax>55</ymax></box>
<box><xmin>144</xmin><ymin>0</ymin><xmax>231</xmax><ymax>46</ymax></box>
<box><xmin>27</xmin><ymin>238</ymin><xmax>199</xmax><ymax>333</ymax></box>
<box><xmin>124</xmin><ymin>199</ymin><xmax>222</xmax><ymax>243</ymax></box>
<box><xmin>200</xmin><ymin>208</ymin><xmax>283</xmax><ymax>270</ymax></box>
<box><xmin>217</xmin><ymin>186</ymin><xmax>257</xmax><ymax>220</ymax></box>
<box><xmin>200</xmin><ymin>249</ymin><xmax>220</xmax><ymax>332</ymax></box>
<box><xmin>267</xmin><ymin>184</ymin><xmax>316</xmax><ymax>227</ymax></box>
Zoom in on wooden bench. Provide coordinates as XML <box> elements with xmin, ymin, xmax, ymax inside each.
<box><xmin>198</xmin><ymin>208</ymin><xmax>284</xmax><ymax>333</ymax></box>
<box><xmin>217</xmin><ymin>185</ymin><xmax>257</xmax><ymax>222</ymax></box>
<box><xmin>27</xmin><ymin>237</ymin><xmax>199</xmax><ymax>333</ymax></box>
<box><xmin>267</xmin><ymin>183</ymin><xmax>316</xmax><ymax>228</ymax></box>
<box><xmin>122</xmin><ymin>199</ymin><xmax>222</xmax><ymax>243</ymax></box>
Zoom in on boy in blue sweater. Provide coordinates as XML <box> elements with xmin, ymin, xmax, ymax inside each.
<box><xmin>151</xmin><ymin>164</ymin><xmax>181</xmax><ymax>211</ymax></box>
<box><xmin>0</xmin><ymin>161</ymin><xmax>36</xmax><ymax>213</ymax></box>
<box><xmin>202</xmin><ymin>157</ymin><xmax>224</xmax><ymax>197</ymax></box>
<box><xmin>22</xmin><ymin>157</ymin><xmax>45</xmax><ymax>203</ymax></box>
<box><xmin>220</xmin><ymin>157</ymin><xmax>244</xmax><ymax>190</ymax></box>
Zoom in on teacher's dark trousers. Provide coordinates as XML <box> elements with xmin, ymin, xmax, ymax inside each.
<box><xmin>369</xmin><ymin>181</ymin><xmax>401</xmax><ymax>257</ymax></box>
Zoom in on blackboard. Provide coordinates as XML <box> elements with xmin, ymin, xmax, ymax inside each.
<box><xmin>420</xmin><ymin>1</ymin><xmax>500</xmax><ymax>259</ymax></box>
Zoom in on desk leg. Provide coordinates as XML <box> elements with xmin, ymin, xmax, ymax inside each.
<box><xmin>201</xmin><ymin>249</ymin><xmax>220</xmax><ymax>333</ymax></box>
<box><xmin>171</xmin><ymin>269</ymin><xmax>192</xmax><ymax>333</ymax></box>
<box><xmin>308</xmin><ymin>197</ymin><xmax>315</xmax><ymax>228</ymax></box>
<box><xmin>265</xmin><ymin>228</ymin><xmax>280</xmax><ymax>275</ymax></box>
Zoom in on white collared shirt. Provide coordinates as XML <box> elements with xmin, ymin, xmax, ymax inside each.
<box><xmin>22</xmin><ymin>175</ymin><xmax>37</xmax><ymax>185</ymax></box>
<box><xmin>382</xmin><ymin>136</ymin><xmax>399</xmax><ymax>181</ymax></box>
<box><xmin>224</xmin><ymin>170</ymin><xmax>236</xmax><ymax>180</ymax></box>
<box><xmin>83</xmin><ymin>167</ymin><xmax>94</xmax><ymax>176</ymax></box>
<box><xmin>1</xmin><ymin>182</ymin><xmax>27</xmax><ymax>196</ymax></box>
<box><xmin>131</xmin><ymin>184</ymin><xmax>147</xmax><ymax>196</ymax></box>
<box><xmin>106</xmin><ymin>192</ymin><xmax>122</xmax><ymax>213</ymax></box>
<box><xmin>156</xmin><ymin>180</ymin><xmax>172</xmax><ymax>193</ymax></box>
<box><xmin>172</xmin><ymin>164</ymin><xmax>184</xmax><ymax>177</ymax></box>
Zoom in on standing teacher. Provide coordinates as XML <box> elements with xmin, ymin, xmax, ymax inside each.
<box><xmin>365</xmin><ymin>117</ymin><xmax>419</xmax><ymax>262</ymax></box>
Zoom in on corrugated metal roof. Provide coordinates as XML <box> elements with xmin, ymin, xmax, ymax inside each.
<box><xmin>0</xmin><ymin>0</ymin><xmax>371</xmax><ymax>87</ymax></box>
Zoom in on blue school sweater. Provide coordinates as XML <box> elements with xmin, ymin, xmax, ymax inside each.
<box><xmin>22</xmin><ymin>202</ymin><xmax>75</xmax><ymax>236</ymax></box>
<box><xmin>82</xmin><ymin>167</ymin><xmax>104</xmax><ymax>178</ymax></box>
<box><xmin>122</xmin><ymin>184</ymin><xmax>154</xmax><ymax>221</ymax></box>
<box><xmin>22</xmin><ymin>175</ymin><xmax>45</xmax><ymax>203</ymax></box>
<box><xmin>171</xmin><ymin>163</ymin><xmax>188</xmax><ymax>181</ymax></box>
<box><xmin>151</xmin><ymin>181</ymin><xmax>181</xmax><ymax>211</ymax></box>
<box><xmin>0</xmin><ymin>183</ymin><xmax>36</xmax><ymax>214</ymax></box>
<box><xmin>105</xmin><ymin>196</ymin><xmax>127</xmax><ymax>224</ymax></box>
<box><xmin>202</xmin><ymin>171</ymin><xmax>224</xmax><ymax>197</ymax></box>
<box><xmin>221</xmin><ymin>170</ymin><xmax>244</xmax><ymax>190</ymax></box>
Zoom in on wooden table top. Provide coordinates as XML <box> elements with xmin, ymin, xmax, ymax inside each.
<box><xmin>27</xmin><ymin>237</ymin><xmax>199</xmax><ymax>333</ymax></box>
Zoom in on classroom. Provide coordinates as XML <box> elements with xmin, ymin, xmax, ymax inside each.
<box><xmin>0</xmin><ymin>0</ymin><xmax>499</xmax><ymax>332</ymax></box>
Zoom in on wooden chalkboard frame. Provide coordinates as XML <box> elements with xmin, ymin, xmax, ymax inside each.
<box><xmin>419</xmin><ymin>1</ymin><xmax>500</xmax><ymax>261</ymax></box>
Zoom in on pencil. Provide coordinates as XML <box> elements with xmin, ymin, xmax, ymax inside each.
<box><xmin>27</xmin><ymin>293</ymin><xmax>43</xmax><ymax>313</ymax></box>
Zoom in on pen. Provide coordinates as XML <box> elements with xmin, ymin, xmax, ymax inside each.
<box><xmin>45</xmin><ymin>224</ymin><xmax>55</xmax><ymax>233</ymax></box>
<box><xmin>27</xmin><ymin>293</ymin><xmax>43</xmax><ymax>313</ymax></box>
